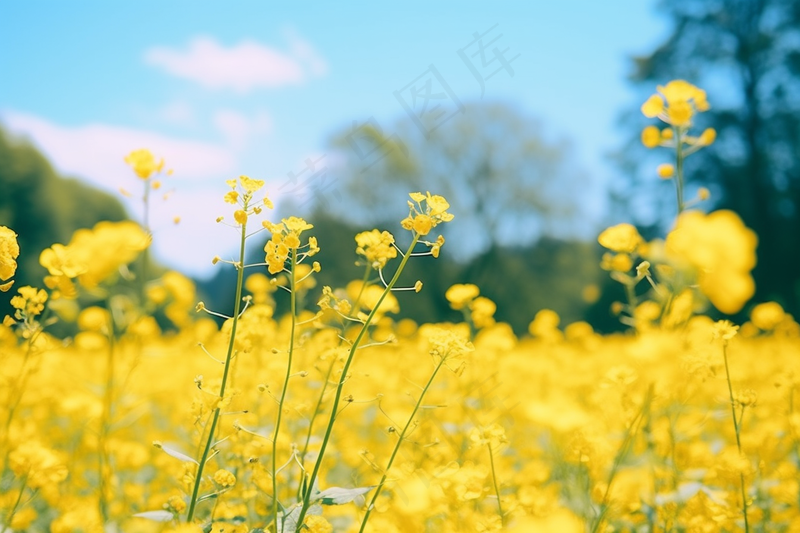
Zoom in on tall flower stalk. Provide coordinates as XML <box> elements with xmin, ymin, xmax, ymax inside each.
<box><xmin>293</xmin><ymin>192</ymin><xmax>453</xmax><ymax>532</ymax></box>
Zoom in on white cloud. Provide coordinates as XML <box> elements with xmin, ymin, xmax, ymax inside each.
<box><xmin>213</xmin><ymin>109</ymin><xmax>272</xmax><ymax>150</ymax></box>
<box><xmin>1</xmin><ymin>110</ymin><xmax>237</xmax><ymax>191</ymax></box>
<box><xmin>144</xmin><ymin>36</ymin><xmax>328</xmax><ymax>93</ymax></box>
<box><xmin>159</xmin><ymin>100</ymin><xmax>196</xmax><ymax>126</ymax></box>
<box><xmin>1</xmin><ymin>110</ymin><xmax>243</xmax><ymax>277</ymax></box>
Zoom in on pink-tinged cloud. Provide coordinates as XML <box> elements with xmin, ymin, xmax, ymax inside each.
<box><xmin>144</xmin><ymin>36</ymin><xmax>328</xmax><ymax>93</ymax></box>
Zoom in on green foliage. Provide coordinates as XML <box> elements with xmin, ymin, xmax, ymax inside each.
<box><xmin>617</xmin><ymin>0</ymin><xmax>800</xmax><ymax>316</ymax></box>
<box><xmin>0</xmin><ymin>126</ymin><xmax>128</xmax><ymax>314</ymax></box>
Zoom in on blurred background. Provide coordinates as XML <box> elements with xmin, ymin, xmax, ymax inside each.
<box><xmin>2</xmin><ymin>0</ymin><xmax>798</xmax><ymax>333</ymax></box>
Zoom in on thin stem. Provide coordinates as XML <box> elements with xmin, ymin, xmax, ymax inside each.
<box><xmin>722</xmin><ymin>342</ymin><xmax>749</xmax><ymax>533</ymax></box>
<box><xmin>674</xmin><ymin>127</ymin><xmax>685</xmax><ymax>215</ymax></box>
<box><xmin>1</xmin><ymin>474</ymin><xmax>27</xmax><ymax>532</ymax></box>
<box><xmin>590</xmin><ymin>386</ymin><xmax>652</xmax><ymax>533</ymax></box>
<box><xmin>487</xmin><ymin>442</ymin><xmax>505</xmax><ymax>526</ymax></box>
<box><xmin>140</xmin><ymin>180</ymin><xmax>151</xmax><ymax>305</ymax></box>
<box><xmin>186</xmin><ymin>218</ymin><xmax>248</xmax><ymax>523</ymax></box>
<box><xmin>272</xmin><ymin>251</ymin><xmax>297</xmax><ymax>531</ymax></box>
<box><xmin>358</xmin><ymin>355</ymin><xmax>446</xmax><ymax>533</ymax></box>
<box><xmin>296</xmin><ymin>357</ymin><xmax>337</xmax><ymax>501</ymax></box>
<box><xmin>295</xmin><ymin>234</ymin><xmax>421</xmax><ymax>531</ymax></box>
<box><xmin>98</xmin><ymin>300</ymin><xmax>116</xmax><ymax>525</ymax></box>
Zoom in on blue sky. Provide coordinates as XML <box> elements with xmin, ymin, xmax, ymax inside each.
<box><xmin>0</xmin><ymin>1</ymin><xmax>668</xmax><ymax>277</ymax></box>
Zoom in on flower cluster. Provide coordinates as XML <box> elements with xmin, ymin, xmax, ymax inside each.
<box><xmin>400</xmin><ymin>191</ymin><xmax>454</xmax><ymax>236</ymax></box>
<box><xmin>262</xmin><ymin>217</ymin><xmax>317</xmax><ymax>274</ymax></box>
<box><xmin>355</xmin><ymin>229</ymin><xmax>397</xmax><ymax>269</ymax></box>
<box><xmin>39</xmin><ymin>221</ymin><xmax>150</xmax><ymax>297</ymax></box>
<box><xmin>0</xmin><ymin>226</ymin><xmax>19</xmax><ymax>292</ymax></box>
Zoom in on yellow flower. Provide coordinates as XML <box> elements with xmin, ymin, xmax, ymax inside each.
<box><xmin>598</xmin><ymin>223</ymin><xmax>642</xmax><ymax>254</ymax></box>
<box><xmin>224</xmin><ymin>191</ymin><xmax>239</xmax><ymax>204</ymax></box>
<box><xmin>446</xmin><ymin>284</ymin><xmax>480</xmax><ymax>310</ymax></box>
<box><xmin>213</xmin><ymin>469</ymin><xmax>236</xmax><ymax>487</ymax></box>
<box><xmin>239</xmin><ymin>175</ymin><xmax>264</xmax><ymax>193</ymax></box>
<box><xmin>666</xmin><ymin>210</ymin><xmax>757</xmax><ymax>314</ymax></box>
<box><xmin>657</xmin><ymin>163</ymin><xmax>675</xmax><ymax>179</ymax></box>
<box><xmin>303</xmin><ymin>515</ymin><xmax>333</xmax><ymax>533</ymax></box>
<box><xmin>712</xmin><ymin>319</ymin><xmax>739</xmax><ymax>341</ymax></box>
<box><xmin>355</xmin><ymin>229</ymin><xmax>397</xmax><ymax>268</ymax></box>
<box><xmin>667</xmin><ymin>100</ymin><xmax>693</xmax><ymax>127</ymax></box>
<box><xmin>641</xmin><ymin>80</ymin><xmax>709</xmax><ymax>127</ymax></box>
<box><xmin>234</xmin><ymin>209</ymin><xmax>248</xmax><ymax>225</ymax></box>
<box><xmin>413</xmin><ymin>214</ymin><xmax>433</xmax><ymax>236</ymax></box>
<box><xmin>698</xmin><ymin>127</ymin><xmax>717</xmax><ymax>146</ymax></box>
<box><xmin>124</xmin><ymin>148</ymin><xmax>163</xmax><ymax>180</ymax></box>
<box><xmin>0</xmin><ymin>226</ymin><xmax>19</xmax><ymax>290</ymax></box>
<box><xmin>10</xmin><ymin>286</ymin><xmax>48</xmax><ymax>317</ymax></box>
<box><xmin>641</xmin><ymin>126</ymin><xmax>661</xmax><ymax>148</ymax></box>
<box><xmin>750</xmin><ymin>302</ymin><xmax>785</xmax><ymax>331</ymax></box>
<box><xmin>405</xmin><ymin>191</ymin><xmax>454</xmax><ymax>236</ymax></box>
<box><xmin>641</xmin><ymin>95</ymin><xmax>664</xmax><ymax>118</ymax></box>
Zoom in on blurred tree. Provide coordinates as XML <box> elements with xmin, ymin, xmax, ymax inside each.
<box><xmin>315</xmin><ymin>102</ymin><xmax>587</xmax><ymax>262</ymax></box>
<box><xmin>616</xmin><ymin>0</ymin><xmax>800</xmax><ymax>315</ymax></box>
<box><xmin>0</xmin><ymin>126</ymin><xmax>127</xmax><ymax>298</ymax></box>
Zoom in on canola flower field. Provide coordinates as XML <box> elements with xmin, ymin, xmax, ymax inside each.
<box><xmin>1</xmin><ymin>81</ymin><xmax>799</xmax><ymax>533</ymax></box>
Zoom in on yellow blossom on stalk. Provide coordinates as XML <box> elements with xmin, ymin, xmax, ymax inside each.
<box><xmin>446</xmin><ymin>283</ymin><xmax>480</xmax><ymax>310</ymax></box>
<box><xmin>67</xmin><ymin>221</ymin><xmax>151</xmax><ymax>289</ymax></box>
<box><xmin>641</xmin><ymin>125</ymin><xmax>661</xmax><ymax>148</ymax></box>
<box><xmin>9</xmin><ymin>441</ymin><xmax>68</xmax><ymax>488</ymax></box>
<box><xmin>640</xmin><ymin>79</ymin><xmax>709</xmax><ymax>127</ymax></box>
<box><xmin>598</xmin><ymin>223</ymin><xmax>642</xmax><ymax>254</ymax></box>
<box><xmin>262</xmin><ymin>217</ymin><xmax>314</xmax><ymax>274</ymax></box>
<box><xmin>10</xmin><ymin>286</ymin><xmax>48</xmax><ymax>317</ymax></box>
<box><xmin>355</xmin><ymin>229</ymin><xmax>397</xmax><ymax>268</ymax></box>
<box><xmin>698</xmin><ymin>127</ymin><xmax>716</xmax><ymax>146</ymax></box>
<box><xmin>401</xmin><ymin>191</ymin><xmax>454</xmax><ymax>236</ymax></box>
<box><xmin>213</xmin><ymin>469</ymin><xmax>236</xmax><ymax>487</ymax></box>
<box><xmin>303</xmin><ymin>515</ymin><xmax>333</xmax><ymax>533</ymax></box>
<box><xmin>712</xmin><ymin>319</ymin><xmax>739</xmax><ymax>341</ymax></box>
<box><xmin>469</xmin><ymin>423</ymin><xmax>508</xmax><ymax>449</ymax></box>
<box><xmin>750</xmin><ymin>301</ymin><xmax>785</xmax><ymax>331</ymax></box>
<box><xmin>125</xmin><ymin>148</ymin><xmax>164</xmax><ymax>179</ymax></box>
<box><xmin>239</xmin><ymin>175</ymin><xmax>264</xmax><ymax>193</ymax></box>
<box><xmin>0</xmin><ymin>225</ymin><xmax>20</xmax><ymax>291</ymax></box>
<box><xmin>666</xmin><ymin>210</ymin><xmax>757</xmax><ymax>314</ymax></box>
<box><xmin>657</xmin><ymin>163</ymin><xmax>675</xmax><ymax>179</ymax></box>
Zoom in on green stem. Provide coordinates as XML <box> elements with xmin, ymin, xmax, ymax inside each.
<box><xmin>296</xmin><ymin>357</ymin><xmax>337</xmax><ymax>502</ymax></box>
<box><xmin>186</xmin><ymin>218</ymin><xmax>248</xmax><ymax>523</ymax></box>
<box><xmin>358</xmin><ymin>355</ymin><xmax>447</xmax><ymax>533</ymax></box>
<box><xmin>487</xmin><ymin>442</ymin><xmax>505</xmax><ymax>526</ymax></box>
<box><xmin>2</xmin><ymin>474</ymin><xmax>27</xmax><ymax>531</ymax></box>
<box><xmin>98</xmin><ymin>300</ymin><xmax>117</xmax><ymax>525</ymax></box>
<box><xmin>722</xmin><ymin>342</ymin><xmax>749</xmax><ymax>533</ymax></box>
<box><xmin>140</xmin><ymin>180</ymin><xmax>151</xmax><ymax>305</ymax></box>
<box><xmin>294</xmin><ymin>234</ymin><xmax>421</xmax><ymax>531</ymax></box>
<box><xmin>272</xmin><ymin>251</ymin><xmax>297</xmax><ymax>530</ymax></box>
<box><xmin>674</xmin><ymin>127</ymin><xmax>685</xmax><ymax>215</ymax></box>
<box><xmin>590</xmin><ymin>386</ymin><xmax>652</xmax><ymax>533</ymax></box>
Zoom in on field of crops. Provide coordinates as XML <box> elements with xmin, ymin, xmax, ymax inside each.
<box><xmin>2</xmin><ymin>81</ymin><xmax>799</xmax><ymax>533</ymax></box>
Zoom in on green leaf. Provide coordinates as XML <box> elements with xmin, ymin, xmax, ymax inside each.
<box><xmin>132</xmin><ymin>510</ymin><xmax>174</xmax><ymax>522</ymax></box>
<box><xmin>317</xmin><ymin>485</ymin><xmax>376</xmax><ymax>505</ymax></box>
<box><xmin>159</xmin><ymin>444</ymin><xmax>199</xmax><ymax>464</ymax></box>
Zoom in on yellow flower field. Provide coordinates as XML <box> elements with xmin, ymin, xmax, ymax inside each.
<box><xmin>1</xmin><ymin>81</ymin><xmax>799</xmax><ymax>533</ymax></box>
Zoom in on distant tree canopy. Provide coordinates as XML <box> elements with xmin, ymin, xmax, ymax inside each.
<box><xmin>617</xmin><ymin>0</ymin><xmax>800</xmax><ymax>315</ymax></box>
<box><xmin>0</xmin><ymin>126</ymin><xmax>128</xmax><ymax>292</ymax></box>
<box><xmin>314</xmin><ymin>102</ymin><xmax>587</xmax><ymax>262</ymax></box>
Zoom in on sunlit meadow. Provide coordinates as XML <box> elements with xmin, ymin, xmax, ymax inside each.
<box><xmin>1</xmin><ymin>81</ymin><xmax>799</xmax><ymax>533</ymax></box>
